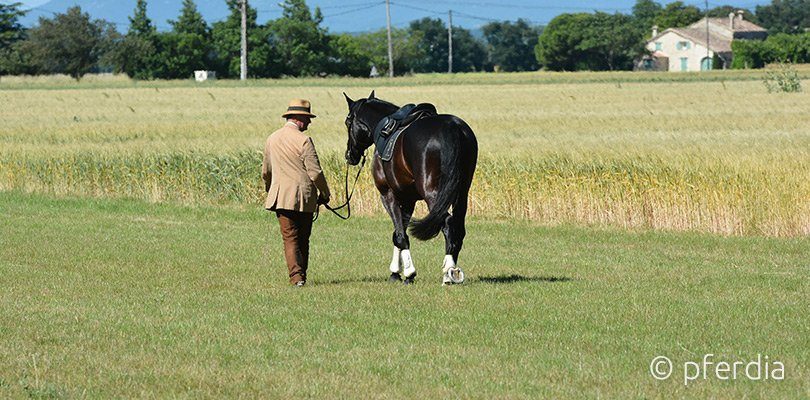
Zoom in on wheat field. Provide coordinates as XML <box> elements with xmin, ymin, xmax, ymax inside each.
<box><xmin>1</xmin><ymin>70</ymin><xmax>809</xmax><ymax>236</ymax></box>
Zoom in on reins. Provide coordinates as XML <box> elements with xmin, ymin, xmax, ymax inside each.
<box><xmin>314</xmin><ymin>154</ymin><xmax>366</xmax><ymax>221</ymax></box>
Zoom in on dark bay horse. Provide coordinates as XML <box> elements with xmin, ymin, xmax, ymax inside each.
<box><xmin>343</xmin><ymin>91</ymin><xmax>478</xmax><ymax>285</ymax></box>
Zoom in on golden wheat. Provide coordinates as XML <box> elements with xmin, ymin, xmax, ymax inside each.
<box><xmin>1</xmin><ymin>71</ymin><xmax>808</xmax><ymax>236</ymax></box>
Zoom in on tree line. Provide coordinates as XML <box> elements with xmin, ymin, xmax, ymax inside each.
<box><xmin>1</xmin><ymin>0</ymin><xmax>809</xmax><ymax>80</ymax></box>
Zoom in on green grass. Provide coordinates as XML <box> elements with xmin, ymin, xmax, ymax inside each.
<box><xmin>0</xmin><ymin>191</ymin><xmax>807</xmax><ymax>398</ymax></box>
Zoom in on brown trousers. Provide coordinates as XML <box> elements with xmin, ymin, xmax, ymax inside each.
<box><xmin>275</xmin><ymin>209</ymin><xmax>314</xmax><ymax>284</ymax></box>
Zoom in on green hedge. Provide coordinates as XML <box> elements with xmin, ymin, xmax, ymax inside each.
<box><xmin>732</xmin><ymin>33</ymin><xmax>810</xmax><ymax>68</ymax></box>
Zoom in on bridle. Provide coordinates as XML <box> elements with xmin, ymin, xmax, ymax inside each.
<box><xmin>314</xmin><ymin>153</ymin><xmax>365</xmax><ymax>221</ymax></box>
<box><xmin>313</xmin><ymin>105</ymin><xmax>370</xmax><ymax>221</ymax></box>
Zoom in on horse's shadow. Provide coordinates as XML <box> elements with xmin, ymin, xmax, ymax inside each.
<box><xmin>316</xmin><ymin>274</ymin><xmax>573</xmax><ymax>286</ymax></box>
<box><xmin>475</xmin><ymin>274</ymin><xmax>573</xmax><ymax>284</ymax></box>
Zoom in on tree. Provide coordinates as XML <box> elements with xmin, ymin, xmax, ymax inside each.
<box><xmin>632</xmin><ymin>0</ymin><xmax>662</xmax><ymax>36</ymax></box>
<box><xmin>111</xmin><ymin>0</ymin><xmax>161</xmax><ymax>79</ymax></box>
<box><xmin>707</xmin><ymin>5</ymin><xmax>760</xmax><ymax>25</ymax></box>
<box><xmin>341</xmin><ymin>27</ymin><xmax>423</xmax><ymax>76</ymax></box>
<box><xmin>1</xmin><ymin>2</ymin><xmax>26</xmax><ymax>49</ymax></box>
<box><xmin>535</xmin><ymin>13</ymin><xmax>591</xmax><ymax>71</ymax></box>
<box><xmin>408</xmin><ymin>17</ymin><xmax>486</xmax><ymax>73</ymax></box>
<box><xmin>161</xmin><ymin>0</ymin><xmax>212</xmax><ymax>79</ymax></box>
<box><xmin>19</xmin><ymin>7</ymin><xmax>109</xmax><ymax>79</ymax></box>
<box><xmin>212</xmin><ymin>0</ymin><xmax>280</xmax><ymax>78</ymax></box>
<box><xmin>266</xmin><ymin>0</ymin><xmax>331</xmax><ymax>76</ymax></box>
<box><xmin>535</xmin><ymin>12</ymin><xmax>644</xmax><ymax>71</ymax></box>
<box><xmin>0</xmin><ymin>2</ymin><xmax>28</xmax><ymax>75</ymax></box>
<box><xmin>482</xmin><ymin>19</ymin><xmax>541</xmax><ymax>72</ymax></box>
<box><xmin>330</xmin><ymin>33</ymin><xmax>374</xmax><ymax>76</ymax></box>
<box><xmin>755</xmin><ymin>0</ymin><xmax>810</xmax><ymax>34</ymax></box>
<box><xmin>654</xmin><ymin>1</ymin><xmax>702</xmax><ymax>30</ymax></box>
<box><xmin>171</xmin><ymin>0</ymin><xmax>208</xmax><ymax>37</ymax></box>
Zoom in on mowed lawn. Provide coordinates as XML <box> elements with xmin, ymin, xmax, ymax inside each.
<box><xmin>0</xmin><ymin>191</ymin><xmax>807</xmax><ymax>398</ymax></box>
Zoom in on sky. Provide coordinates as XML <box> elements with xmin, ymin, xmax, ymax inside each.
<box><xmin>10</xmin><ymin>0</ymin><xmax>773</xmax><ymax>32</ymax></box>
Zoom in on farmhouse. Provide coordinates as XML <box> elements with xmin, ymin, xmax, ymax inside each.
<box><xmin>640</xmin><ymin>11</ymin><xmax>767</xmax><ymax>72</ymax></box>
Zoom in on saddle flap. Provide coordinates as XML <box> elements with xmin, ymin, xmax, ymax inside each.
<box><xmin>374</xmin><ymin>102</ymin><xmax>439</xmax><ymax>162</ymax></box>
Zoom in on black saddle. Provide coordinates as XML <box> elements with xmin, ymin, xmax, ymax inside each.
<box><xmin>373</xmin><ymin>103</ymin><xmax>437</xmax><ymax>161</ymax></box>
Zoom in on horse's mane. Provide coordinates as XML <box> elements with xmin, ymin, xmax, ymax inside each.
<box><xmin>365</xmin><ymin>98</ymin><xmax>399</xmax><ymax>113</ymax></box>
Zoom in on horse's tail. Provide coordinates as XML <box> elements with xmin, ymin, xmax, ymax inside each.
<box><xmin>409</xmin><ymin>120</ymin><xmax>463</xmax><ymax>241</ymax></box>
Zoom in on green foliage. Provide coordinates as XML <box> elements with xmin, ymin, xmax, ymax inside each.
<box><xmin>536</xmin><ymin>12</ymin><xmax>644</xmax><ymax>71</ymax></box>
<box><xmin>756</xmin><ymin>0</ymin><xmax>810</xmax><ymax>34</ymax></box>
<box><xmin>763</xmin><ymin>62</ymin><xmax>803</xmax><ymax>92</ymax></box>
<box><xmin>211</xmin><ymin>0</ymin><xmax>281</xmax><ymax>78</ymax></box>
<box><xmin>266</xmin><ymin>0</ymin><xmax>330</xmax><ymax>77</ymax></box>
<box><xmin>482</xmin><ymin>19</ymin><xmax>541</xmax><ymax>72</ymax></box>
<box><xmin>170</xmin><ymin>0</ymin><xmax>209</xmax><ymax>37</ymax></box>
<box><xmin>653</xmin><ymin>1</ymin><xmax>702</xmax><ymax>31</ymax></box>
<box><xmin>339</xmin><ymin>28</ymin><xmax>423</xmax><ymax>76</ymax></box>
<box><xmin>0</xmin><ymin>2</ymin><xmax>26</xmax><ymax>49</ymax></box>
<box><xmin>732</xmin><ymin>33</ymin><xmax>810</xmax><ymax>68</ymax></box>
<box><xmin>330</xmin><ymin>34</ymin><xmax>374</xmax><ymax>76</ymax></box>
<box><xmin>632</xmin><ymin>0</ymin><xmax>662</xmax><ymax>28</ymax></box>
<box><xmin>17</xmin><ymin>7</ymin><xmax>110</xmax><ymax>79</ymax></box>
<box><xmin>129</xmin><ymin>0</ymin><xmax>155</xmax><ymax>37</ymax></box>
<box><xmin>707</xmin><ymin>6</ymin><xmax>760</xmax><ymax>24</ymax></box>
<box><xmin>408</xmin><ymin>17</ymin><xmax>487</xmax><ymax>73</ymax></box>
<box><xmin>0</xmin><ymin>2</ymin><xmax>28</xmax><ymax>75</ymax></box>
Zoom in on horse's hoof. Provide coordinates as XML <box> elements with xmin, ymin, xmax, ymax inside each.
<box><xmin>403</xmin><ymin>272</ymin><xmax>416</xmax><ymax>285</ymax></box>
<box><xmin>388</xmin><ymin>272</ymin><xmax>402</xmax><ymax>283</ymax></box>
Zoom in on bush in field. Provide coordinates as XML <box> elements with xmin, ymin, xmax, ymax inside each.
<box><xmin>763</xmin><ymin>62</ymin><xmax>803</xmax><ymax>92</ymax></box>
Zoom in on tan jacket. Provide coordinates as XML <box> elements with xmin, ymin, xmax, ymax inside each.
<box><xmin>262</xmin><ymin>123</ymin><xmax>330</xmax><ymax>212</ymax></box>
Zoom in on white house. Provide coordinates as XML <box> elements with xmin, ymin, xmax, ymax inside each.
<box><xmin>640</xmin><ymin>11</ymin><xmax>767</xmax><ymax>72</ymax></box>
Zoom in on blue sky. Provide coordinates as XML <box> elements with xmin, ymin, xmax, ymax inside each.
<box><xmin>11</xmin><ymin>0</ymin><xmax>773</xmax><ymax>32</ymax></box>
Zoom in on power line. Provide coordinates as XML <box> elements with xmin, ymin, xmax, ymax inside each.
<box><xmin>322</xmin><ymin>2</ymin><xmax>385</xmax><ymax>19</ymax></box>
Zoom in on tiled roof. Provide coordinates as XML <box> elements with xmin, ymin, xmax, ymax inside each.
<box><xmin>689</xmin><ymin>17</ymin><xmax>767</xmax><ymax>33</ymax></box>
<box><xmin>671</xmin><ymin>28</ymin><xmax>733</xmax><ymax>53</ymax></box>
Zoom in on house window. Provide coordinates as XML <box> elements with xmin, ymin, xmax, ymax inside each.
<box><xmin>680</xmin><ymin>57</ymin><xmax>688</xmax><ymax>71</ymax></box>
<box><xmin>643</xmin><ymin>59</ymin><xmax>654</xmax><ymax>70</ymax></box>
<box><xmin>676</xmin><ymin>41</ymin><xmax>691</xmax><ymax>50</ymax></box>
<box><xmin>655</xmin><ymin>42</ymin><xmax>662</xmax><ymax>51</ymax></box>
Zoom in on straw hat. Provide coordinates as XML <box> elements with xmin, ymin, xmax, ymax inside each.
<box><xmin>282</xmin><ymin>99</ymin><xmax>317</xmax><ymax>119</ymax></box>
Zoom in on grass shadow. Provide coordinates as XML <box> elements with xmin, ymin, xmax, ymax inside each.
<box><xmin>476</xmin><ymin>274</ymin><xmax>573</xmax><ymax>284</ymax></box>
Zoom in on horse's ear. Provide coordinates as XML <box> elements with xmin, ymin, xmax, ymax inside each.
<box><xmin>343</xmin><ymin>92</ymin><xmax>354</xmax><ymax>106</ymax></box>
<box><xmin>369</xmin><ymin>90</ymin><xmax>375</xmax><ymax>99</ymax></box>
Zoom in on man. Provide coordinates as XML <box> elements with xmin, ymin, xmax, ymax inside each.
<box><xmin>262</xmin><ymin>99</ymin><xmax>330</xmax><ymax>287</ymax></box>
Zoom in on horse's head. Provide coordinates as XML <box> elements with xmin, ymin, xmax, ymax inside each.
<box><xmin>343</xmin><ymin>90</ymin><xmax>396</xmax><ymax>165</ymax></box>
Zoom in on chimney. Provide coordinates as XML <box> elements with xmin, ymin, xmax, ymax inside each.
<box><xmin>729</xmin><ymin>12</ymin><xmax>736</xmax><ymax>29</ymax></box>
<box><xmin>652</xmin><ymin>25</ymin><xmax>658</xmax><ymax>38</ymax></box>
<box><xmin>737</xmin><ymin>10</ymin><xmax>745</xmax><ymax>22</ymax></box>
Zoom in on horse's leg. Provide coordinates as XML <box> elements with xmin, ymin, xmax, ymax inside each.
<box><xmin>381</xmin><ymin>191</ymin><xmax>416</xmax><ymax>283</ymax></box>
<box><xmin>399</xmin><ymin>199</ymin><xmax>417</xmax><ymax>284</ymax></box>
<box><xmin>441</xmin><ymin>190</ymin><xmax>469</xmax><ymax>285</ymax></box>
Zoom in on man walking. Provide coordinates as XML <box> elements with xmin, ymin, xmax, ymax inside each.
<box><xmin>262</xmin><ymin>99</ymin><xmax>330</xmax><ymax>287</ymax></box>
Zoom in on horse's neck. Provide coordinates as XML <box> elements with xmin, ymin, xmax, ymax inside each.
<box><xmin>367</xmin><ymin>101</ymin><xmax>398</xmax><ymax>123</ymax></box>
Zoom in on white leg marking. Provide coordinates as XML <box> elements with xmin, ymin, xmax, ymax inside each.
<box><xmin>442</xmin><ymin>255</ymin><xmax>464</xmax><ymax>285</ymax></box>
<box><xmin>390</xmin><ymin>246</ymin><xmax>402</xmax><ymax>274</ymax></box>
<box><xmin>401</xmin><ymin>249</ymin><xmax>416</xmax><ymax>278</ymax></box>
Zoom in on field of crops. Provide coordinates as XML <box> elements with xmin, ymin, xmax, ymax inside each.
<box><xmin>1</xmin><ymin>69</ymin><xmax>809</xmax><ymax>236</ymax></box>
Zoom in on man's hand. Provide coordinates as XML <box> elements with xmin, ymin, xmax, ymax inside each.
<box><xmin>318</xmin><ymin>195</ymin><xmax>330</xmax><ymax>205</ymax></box>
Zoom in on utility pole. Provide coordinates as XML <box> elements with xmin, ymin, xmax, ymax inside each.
<box><xmin>385</xmin><ymin>0</ymin><xmax>394</xmax><ymax>77</ymax></box>
<box><xmin>240</xmin><ymin>0</ymin><xmax>247</xmax><ymax>80</ymax></box>
<box><xmin>705</xmin><ymin>0</ymin><xmax>710</xmax><ymax>71</ymax></box>
<box><xmin>448</xmin><ymin>10</ymin><xmax>453</xmax><ymax>73</ymax></box>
